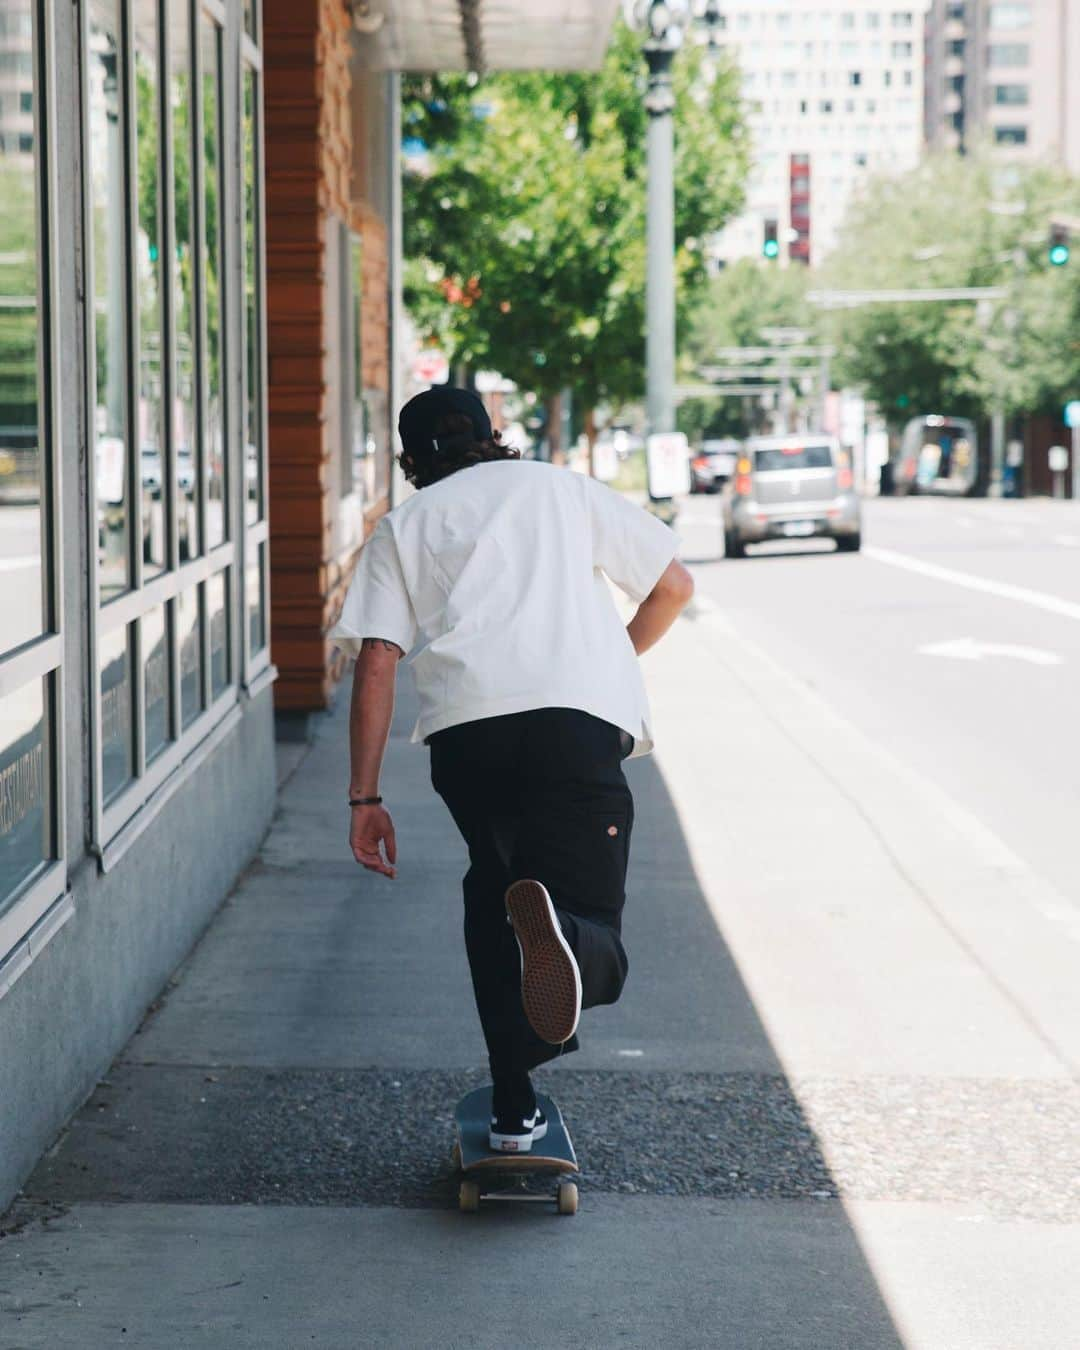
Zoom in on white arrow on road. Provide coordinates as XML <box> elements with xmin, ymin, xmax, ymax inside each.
<box><xmin>919</xmin><ymin>637</ymin><xmax>1064</xmax><ymax>666</ymax></box>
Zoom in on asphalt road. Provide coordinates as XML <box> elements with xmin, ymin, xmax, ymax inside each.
<box><xmin>678</xmin><ymin>494</ymin><xmax>1080</xmax><ymax>911</ymax></box>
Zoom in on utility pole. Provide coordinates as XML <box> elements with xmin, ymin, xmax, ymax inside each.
<box><xmin>643</xmin><ymin>8</ymin><xmax>679</xmax><ymax>443</ymax></box>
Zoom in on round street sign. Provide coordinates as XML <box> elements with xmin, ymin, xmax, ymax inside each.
<box><xmin>1065</xmin><ymin>400</ymin><xmax>1080</xmax><ymax>428</ymax></box>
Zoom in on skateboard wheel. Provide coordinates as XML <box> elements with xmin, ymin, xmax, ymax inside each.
<box><xmin>459</xmin><ymin>1180</ymin><xmax>481</xmax><ymax>1213</ymax></box>
<box><xmin>556</xmin><ymin>1181</ymin><xmax>578</xmax><ymax>1216</ymax></box>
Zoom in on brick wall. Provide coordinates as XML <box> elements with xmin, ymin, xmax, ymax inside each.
<box><xmin>264</xmin><ymin>0</ymin><xmax>392</xmax><ymax>711</ymax></box>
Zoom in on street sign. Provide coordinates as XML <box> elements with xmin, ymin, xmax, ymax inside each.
<box><xmin>592</xmin><ymin>439</ymin><xmax>618</xmax><ymax>483</ymax></box>
<box><xmin>1064</xmin><ymin>401</ymin><xmax>1080</xmax><ymax>428</ymax></box>
<box><xmin>412</xmin><ymin>349</ymin><xmax>449</xmax><ymax>386</ymax></box>
<box><xmin>646</xmin><ymin>432</ymin><xmax>691</xmax><ymax>499</ymax></box>
<box><xmin>1048</xmin><ymin>445</ymin><xmax>1069</xmax><ymax>472</ymax></box>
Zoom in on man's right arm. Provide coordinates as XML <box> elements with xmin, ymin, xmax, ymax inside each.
<box><xmin>626</xmin><ymin>559</ymin><xmax>694</xmax><ymax>656</ymax></box>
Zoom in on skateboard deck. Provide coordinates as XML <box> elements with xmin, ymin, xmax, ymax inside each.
<box><xmin>453</xmin><ymin>1087</ymin><xmax>580</xmax><ymax>1214</ymax></box>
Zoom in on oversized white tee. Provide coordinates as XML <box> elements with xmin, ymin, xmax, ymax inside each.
<box><xmin>330</xmin><ymin>459</ymin><xmax>678</xmax><ymax>756</ymax></box>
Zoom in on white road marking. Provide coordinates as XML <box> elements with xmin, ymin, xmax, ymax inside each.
<box><xmin>955</xmin><ymin>516</ymin><xmax>975</xmax><ymax>529</ymax></box>
<box><xmin>0</xmin><ymin>555</ymin><xmax>39</xmax><ymax>573</ymax></box>
<box><xmin>919</xmin><ymin>638</ymin><xmax>1063</xmax><ymax>666</ymax></box>
<box><xmin>1002</xmin><ymin>525</ymin><xmax>1025</xmax><ymax>539</ymax></box>
<box><xmin>1053</xmin><ymin>534</ymin><xmax>1080</xmax><ymax>548</ymax></box>
<box><xmin>865</xmin><ymin>544</ymin><xmax>1080</xmax><ymax>623</ymax></box>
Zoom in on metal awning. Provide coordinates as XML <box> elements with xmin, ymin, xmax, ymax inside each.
<box><xmin>350</xmin><ymin>0</ymin><xmax>620</xmax><ymax>73</ymax></box>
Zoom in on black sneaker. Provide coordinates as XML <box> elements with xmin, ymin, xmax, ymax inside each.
<box><xmin>505</xmin><ymin>880</ymin><xmax>582</xmax><ymax>1045</ymax></box>
<box><xmin>489</xmin><ymin>1106</ymin><xmax>548</xmax><ymax>1154</ymax></box>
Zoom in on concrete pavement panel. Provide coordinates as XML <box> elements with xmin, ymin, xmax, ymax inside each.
<box><xmin>1</xmin><ymin>1199</ymin><xmax>904</xmax><ymax>1350</ymax></box>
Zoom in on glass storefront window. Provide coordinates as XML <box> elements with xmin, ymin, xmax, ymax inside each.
<box><xmin>0</xmin><ymin>0</ymin><xmax>45</xmax><ymax>652</ymax></box>
<box><xmin>0</xmin><ymin>679</ymin><xmax>51</xmax><ymax>906</ymax></box>
<box><xmin>100</xmin><ymin>623</ymin><xmax>134</xmax><ymax>803</ymax></box>
<box><xmin>170</xmin><ymin>0</ymin><xmax>198</xmax><ymax>561</ymax></box>
<box><xmin>201</xmin><ymin>14</ymin><xmax>225</xmax><ymax>549</ymax></box>
<box><xmin>143</xmin><ymin>604</ymin><xmax>170</xmax><ymax>763</ymax></box>
<box><xmin>134</xmin><ymin>0</ymin><xmax>165</xmax><ymax>578</ymax></box>
<box><xmin>176</xmin><ymin>585</ymin><xmax>202</xmax><ymax>729</ymax></box>
<box><xmin>242</xmin><ymin>65</ymin><xmax>262</xmax><ymax>526</ymax></box>
<box><xmin>247</xmin><ymin>544</ymin><xmax>265</xmax><ymax>658</ymax></box>
<box><xmin>87</xmin><ymin>0</ymin><xmax>130</xmax><ymax>602</ymax></box>
<box><xmin>208</xmin><ymin>569</ymin><xmax>229</xmax><ymax>699</ymax></box>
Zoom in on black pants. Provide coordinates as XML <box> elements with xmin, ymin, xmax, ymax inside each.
<box><xmin>429</xmin><ymin>708</ymin><xmax>634</xmax><ymax>1078</ymax></box>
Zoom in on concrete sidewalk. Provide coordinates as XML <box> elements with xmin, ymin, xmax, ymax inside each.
<box><xmin>3</xmin><ymin>600</ymin><xmax>1078</xmax><ymax>1347</ymax></box>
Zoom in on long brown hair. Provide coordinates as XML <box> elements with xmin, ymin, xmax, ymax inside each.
<box><xmin>399</xmin><ymin>412</ymin><xmax>521</xmax><ymax>489</ymax></box>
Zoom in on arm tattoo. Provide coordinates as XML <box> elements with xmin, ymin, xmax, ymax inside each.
<box><xmin>360</xmin><ymin>638</ymin><xmax>403</xmax><ymax>657</ymax></box>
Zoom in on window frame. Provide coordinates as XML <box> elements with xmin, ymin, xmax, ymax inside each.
<box><xmin>0</xmin><ymin>0</ymin><xmax>69</xmax><ymax>966</ymax></box>
<box><xmin>240</xmin><ymin>25</ymin><xmax>270</xmax><ymax>692</ymax></box>
<box><xmin>83</xmin><ymin>0</ymin><xmax>241</xmax><ymax>866</ymax></box>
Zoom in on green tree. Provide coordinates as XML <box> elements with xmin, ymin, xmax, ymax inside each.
<box><xmin>678</xmin><ymin>258</ymin><xmax>813</xmax><ymax>440</ymax></box>
<box><xmin>403</xmin><ymin>20</ymin><xmax>749</xmax><ymax>430</ymax></box>
<box><xmin>818</xmin><ymin>152</ymin><xmax>1080</xmax><ymax>423</ymax></box>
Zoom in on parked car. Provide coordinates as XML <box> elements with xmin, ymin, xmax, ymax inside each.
<box><xmin>690</xmin><ymin>437</ymin><xmax>741</xmax><ymax>494</ymax></box>
<box><xmin>721</xmin><ymin>434</ymin><xmax>861</xmax><ymax>557</ymax></box>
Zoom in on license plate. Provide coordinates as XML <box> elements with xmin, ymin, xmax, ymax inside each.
<box><xmin>780</xmin><ymin>521</ymin><xmax>815</xmax><ymax>537</ymax></box>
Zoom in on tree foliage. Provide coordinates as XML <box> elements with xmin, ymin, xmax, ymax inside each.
<box><xmin>818</xmin><ymin>152</ymin><xmax>1080</xmax><ymax>421</ymax></box>
<box><xmin>402</xmin><ymin>20</ymin><xmax>749</xmax><ymax>412</ymax></box>
<box><xmin>678</xmin><ymin>259</ymin><xmax>812</xmax><ymax>439</ymax></box>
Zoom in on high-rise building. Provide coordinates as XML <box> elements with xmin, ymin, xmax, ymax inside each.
<box><xmin>924</xmin><ymin>0</ymin><xmax>1080</xmax><ymax>171</ymax></box>
<box><xmin>706</xmin><ymin>1</ymin><xmax>929</xmax><ymax>266</ymax></box>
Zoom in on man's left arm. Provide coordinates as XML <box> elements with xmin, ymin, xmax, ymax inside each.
<box><xmin>348</xmin><ymin>638</ymin><xmax>404</xmax><ymax>878</ymax></box>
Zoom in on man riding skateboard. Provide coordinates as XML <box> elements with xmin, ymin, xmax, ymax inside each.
<box><xmin>332</xmin><ymin>388</ymin><xmax>693</xmax><ymax>1152</ymax></box>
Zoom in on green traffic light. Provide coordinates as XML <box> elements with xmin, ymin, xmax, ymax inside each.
<box><xmin>1049</xmin><ymin>242</ymin><xmax>1070</xmax><ymax>266</ymax></box>
<box><xmin>763</xmin><ymin>240</ymin><xmax>779</xmax><ymax>259</ymax></box>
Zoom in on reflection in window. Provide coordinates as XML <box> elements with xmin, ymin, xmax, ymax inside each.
<box><xmin>243</xmin><ymin>66</ymin><xmax>262</xmax><ymax>525</ymax></box>
<box><xmin>177</xmin><ymin>586</ymin><xmax>202</xmax><ymax>729</ymax></box>
<box><xmin>0</xmin><ymin>679</ymin><xmax>51</xmax><ymax>907</ymax></box>
<box><xmin>170</xmin><ymin>0</ymin><xmax>198</xmax><ymax>560</ymax></box>
<box><xmin>247</xmin><ymin>544</ymin><xmax>265</xmax><ymax>658</ymax></box>
<box><xmin>143</xmin><ymin>604</ymin><xmax>170</xmax><ymax>763</ymax></box>
<box><xmin>88</xmin><ymin>0</ymin><xmax>129</xmax><ymax>601</ymax></box>
<box><xmin>100</xmin><ymin>623</ymin><xmax>134</xmax><ymax>802</ymax></box>
<box><xmin>134</xmin><ymin>0</ymin><xmax>165</xmax><ymax>578</ymax></box>
<box><xmin>201</xmin><ymin>15</ymin><xmax>225</xmax><ymax>548</ymax></box>
<box><xmin>0</xmin><ymin>0</ymin><xmax>44</xmax><ymax>652</ymax></box>
<box><xmin>208</xmin><ymin>569</ymin><xmax>229</xmax><ymax>698</ymax></box>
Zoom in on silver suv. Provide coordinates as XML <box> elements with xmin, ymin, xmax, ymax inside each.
<box><xmin>722</xmin><ymin>435</ymin><xmax>861</xmax><ymax>558</ymax></box>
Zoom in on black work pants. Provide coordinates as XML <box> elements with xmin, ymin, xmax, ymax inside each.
<box><xmin>429</xmin><ymin>708</ymin><xmax>633</xmax><ymax>1078</ymax></box>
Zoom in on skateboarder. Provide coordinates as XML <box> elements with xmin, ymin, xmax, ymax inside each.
<box><xmin>332</xmin><ymin>387</ymin><xmax>693</xmax><ymax>1152</ymax></box>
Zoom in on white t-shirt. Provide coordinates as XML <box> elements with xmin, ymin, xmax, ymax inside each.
<box><xmin>330</xmin><ymin>459</ymin><xmax>678</xmax><ymax>756</ymax></box>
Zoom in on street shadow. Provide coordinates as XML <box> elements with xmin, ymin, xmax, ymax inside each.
<box><xmin>14</xmin><ymin>685</ymin><xmax>904</xmax><ymax>1348</ymax></box>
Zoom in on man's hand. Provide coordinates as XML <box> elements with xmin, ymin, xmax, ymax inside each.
<box><xmin>349</xmin><ymin>804</ymin><xmax>397</xmax><ymax>878</ymax></box>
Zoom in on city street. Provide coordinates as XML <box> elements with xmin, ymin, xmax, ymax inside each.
<box><xmin>3</xmin><ymin>492</ymin><xmax>1079</xmax><ymax>1347</ymax></box>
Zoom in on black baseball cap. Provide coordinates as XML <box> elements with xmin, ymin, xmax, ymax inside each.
<box><xmin>398</xmin><ymin>386</ymin><xmax>492</xmax><ymax>459</ymax></box>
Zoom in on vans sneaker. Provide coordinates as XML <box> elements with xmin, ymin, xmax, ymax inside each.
<box><xmin>505</xmin><ymin>879</ymin><xmax>582</xmax><ymax>1045</ymax></box>
<box><xmin>489</xmin><ymin>1106</ymin><xmax>548</xmax><ymax>1154</ymax></box>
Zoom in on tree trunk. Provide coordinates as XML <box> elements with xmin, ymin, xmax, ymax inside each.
<box><xmin>547</xmin><ymin>393</ymin><xmax>564</xmax><ymax>465</ymax></box>
<box><xmin>584</xmin><ymin>407</ymin><xmax>598</xmax><ymax>478</ymax></box>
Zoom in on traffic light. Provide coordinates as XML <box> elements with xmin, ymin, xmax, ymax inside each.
<box><xmin>762</xmin><ymin>219</ymin><xmax>779</xmax><ymax>260</ymax></box>
<box><xmin>1049</xmin><ymin>223</ymin><xmax>1070</xmax><ymax>267</ymax></box>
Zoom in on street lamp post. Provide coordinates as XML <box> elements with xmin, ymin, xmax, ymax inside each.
<box><xmin>643</xmin><ymin>5</ymin><xmax>680</xmax><ymax>444</ymax></box>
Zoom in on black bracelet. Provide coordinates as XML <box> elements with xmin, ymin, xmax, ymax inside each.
<box><xmin>348</xmin><ymin>796</ymin><xmax>383</xmax><ymax>807</ymax></box>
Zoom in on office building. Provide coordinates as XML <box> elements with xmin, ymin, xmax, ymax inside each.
<box><xmin>707</xmin><ymin>0</ymin><xmax>929</xmax><ymax>266</ymax></box>
<box><xmin>924</xmin><ymin>0</ymin><xmax>1080</xmax><ymax>170</ymax></box>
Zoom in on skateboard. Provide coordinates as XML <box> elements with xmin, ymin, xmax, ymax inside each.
<box><xmin>452</xmin><ymin>1086</ymin><xmax>580</xmax><ymax>1215</ymax></box>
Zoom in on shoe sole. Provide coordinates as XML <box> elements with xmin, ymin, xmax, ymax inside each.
<box><xmin>505</xmin><ymin>880</ymin><xmax>582</xmax><ymax>1045</ymax></box>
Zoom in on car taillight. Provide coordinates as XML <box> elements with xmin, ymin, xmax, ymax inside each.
<box><xmin>692</xmin><ymin>456</ymin><xmax>708</xmax><ymax>470</ymax></box>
